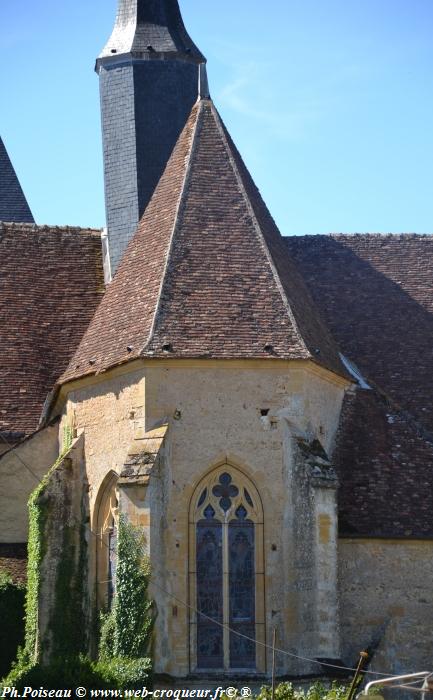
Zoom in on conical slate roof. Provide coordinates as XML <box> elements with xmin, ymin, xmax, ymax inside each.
<box><xmin>99</xmin><ymin>0</ymin><xmax>205</xmax><ymax>62</ymax></box>
<box><xmin>0</xmin><ymin>137</ymin><xmax>34</xmax><ymax>223</ymax></box>
<box><xmin>61</xmin><ymin>99</ymin><xmax>346</xmax><ymax>384</ymax></box>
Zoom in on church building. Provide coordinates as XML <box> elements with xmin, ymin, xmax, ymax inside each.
<box><xmin>0</xmin><ymin>0</ymin><xmax>432</xmax><ymax>680</ymax></box>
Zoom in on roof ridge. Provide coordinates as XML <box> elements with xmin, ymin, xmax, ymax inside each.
<box><xmin>141</xmin><ymin>100</ymin><xmax>203</xmax><ymax>355</ymax></box>
<box><xmin>209</xmin><ymin>101</ymin><xmax>310</xmax><ymax>359</ymax></box>
<box><xmin>285</xmin><ymin>233</ymin><xmax>433</xmax><ymax>239</ymax></box>
<box><xmin>0</xmin><ymin>221</ymin><xmax>102</xmax><ymax>235</ymax></box>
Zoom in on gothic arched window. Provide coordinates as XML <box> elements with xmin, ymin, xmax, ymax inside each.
<box><xmin>94</xmin><ymin>471</ymin><xmax>119</xmax><ymax>610</ymax></box>
<box><xmin>189</xmin><ymin>466</ymin><xmax>264</xmax><ymax>672</ymax></box>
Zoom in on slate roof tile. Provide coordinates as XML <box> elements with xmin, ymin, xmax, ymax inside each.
<box><xmin>99</xmin><ymin>0</ymin><xmax>205</xmax><ymax>61</ymax></box>
<box><xmin>0</xmin><ymin>137</ymin><xmax>34</xmax><ymax>224</ymax></box>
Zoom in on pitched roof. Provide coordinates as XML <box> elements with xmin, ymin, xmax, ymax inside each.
<box><xmin>0</xmin><ymin>223</ymin><xmax>104</xmax><ymax>436</ymax></box>
<box><xmin>0</xmin><ymin>137</ymin><xmax>34</xmax><ymax>224</ymax></box>
<box><xmin>285</xmin><ymin>234</ymin><xmax>433</xmax><ymax>434</ymax></box>
<box><xmin>61</xmin><ymin>99</ymin><xmax>346</xmax><ymax>384</ymax></box>
<box><xmin>98</xmin><ymin>0</ymin><xmax>205</xmax><ymax>62</ymax></box>
<box><xmin>286</xmin><ymin>234</ymin><xmax>433</xmax><ymax>537</ymax></box>
<box><xmin>334</xmin><ymin>389</ymin><xmax>433</xmax><ymax>538</ymax></box>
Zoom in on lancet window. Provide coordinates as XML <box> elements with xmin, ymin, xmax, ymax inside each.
<box><xmin>189</xmin><ymin>466</ymin><xmax>264</xmax><ymax>671</ymax></box>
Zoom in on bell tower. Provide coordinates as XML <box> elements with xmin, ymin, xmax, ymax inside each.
<box><xmin>96</xmin><ymin>0</ymin><xmax>206</xmax><ymax>276</ymax></box>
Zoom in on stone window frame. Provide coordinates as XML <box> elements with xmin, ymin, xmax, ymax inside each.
<box><xmin>93</xmin><ymin>470</ymin><xmax>119</xmax><ymax>611</ymax></box>
<box><xmin>188</xmin><ymin>463</ymin><xmax>266</xmax><ymax>673</ymax></box>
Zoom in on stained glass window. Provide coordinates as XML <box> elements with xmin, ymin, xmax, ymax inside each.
<box><xmin>212</xmin><ymin>473</ymin><xmax>239</xmax><ymax>512</ymax></box>
<box><xmin>196</xmin><ymin>509</ymin><xmax>223</xmax><ymax>668</ymax></box>
<box><xmin>194</xmin><ymin>469</ymin><xmax>259</xmax><ymax>670</ymax></box>
<box><xmin>244</xmin><ymin>489</ymin><xmax>253</xmax><ymax>507</ymax></box>
<box><xmin>197</xmin><ymin>488</ymin><xmax>207</xmax><ymax>507</ymax></box>
<box><xmin>108</xmin><ymin>524</ymin><xmax>117</xmax><ymax>608</ymax></box>
<box><xmin>229</xmin><ymin>507</ymin><xmax>255</xmax><ymax>668</ymax></box>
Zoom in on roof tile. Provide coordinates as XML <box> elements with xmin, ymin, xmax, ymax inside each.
<box><xmin>286</xmin><ymin>234</ymin><xmax>433</xmax><ymax>537</ymax></box>
<box><xmin>61</xmin><ymin>100</ymin><xmax>346</xmax><ymax>382</ymax></box>
<box><xmin>0</xmin><ymin>223</ymin><xmax>104</xmax><ymax>435</ymax></box>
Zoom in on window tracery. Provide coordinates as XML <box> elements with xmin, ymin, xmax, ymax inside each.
<box><xmin>189</xmin><ymin>466</ymin><xmax>264</xmax><ymax>671</ymax></box>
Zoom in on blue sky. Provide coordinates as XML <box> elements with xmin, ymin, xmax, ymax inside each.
<box><xmin>1</xmin><ymin>0</ymin><xmax>432</xmax><ymax>234</ymax></box>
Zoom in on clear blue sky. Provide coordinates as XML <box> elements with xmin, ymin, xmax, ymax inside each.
<box><xmin>1</xmin><ymin>0</ymin><xmax>432</xmax><ymax>234</ymax></box>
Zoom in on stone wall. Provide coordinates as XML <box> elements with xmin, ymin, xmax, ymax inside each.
<box><xmin>62</xmin><ymin>368</ymin><xmax>145</xmax><ymax>514</ymax></box>
<box><xmin>36</xmin><ymin>434</ymin><xmax>90</xmax><ymax>663</ymax></box>
<box><xmin>339</xmin><ymin>538</ymin><xmax>433</xmax><ymax>673</ymax></box>
<box><xmin>62</xmin><ymin>359</ymin><xmax>347</xmax><ymax>677</ymax></box>
<box><xmin>0</xmin><ymin>423</ymin><xmax>59</xmax><ymax>543</ymax></box>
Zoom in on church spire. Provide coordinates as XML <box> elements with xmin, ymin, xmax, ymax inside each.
<box><xmin>98</xmin><ymin>0</ymin><xmax>205</xmax><ymax>63</ymax></box>
<box><xmin>0</xmin><ymin>137</ymin><xmax>34</xmax><ymax>224</ymax></box>
<box><xmin>96</xmin><ymin>0</ymin><xmax>206</xmax><ymax>275</ymax></box>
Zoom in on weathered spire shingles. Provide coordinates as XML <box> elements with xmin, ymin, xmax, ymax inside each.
<box><xmin>99</xmin><ymin>0</ymin><xmax>205</xmax><ymax>61</ymax></box>
<box><xmin>61</xmin><ymin>100</ymin><xmax>345</xmax><ymax>383</ymax></box>
<box><xmin>0</xmin><ymin>137</ymin><xmax>34</xmax><ymax>224</ymax></box>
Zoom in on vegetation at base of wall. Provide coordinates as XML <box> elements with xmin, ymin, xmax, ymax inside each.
<box><xmin>2</xmin><ymin>425</ymin><xmax>79</xmax><ymax>680</ymax></box>
<box><xmin>24</xmin><ymin>462</ymin><xmax>53</xmax><ymax>662</ymax></box>
<box><xmin>219</xmin><ymin>683</ymin><xmax>348</xmax><ymax>700</ymax></box>
<box><xmin>49</xmin><ymin>521</ymin><xmax>88</xmax><ymax>657</ymax></box>
<box><xmin>2</xmin><ymin>516</ymin><xmax>153</xmax><ymax>689</ymax></box>
<box><xmin>23</xmin><ymin>423</ymin><xmax>82</xmax><ymax>664</ymax></box>
<box><xmin>99</xmin><ymin>514</ymin><xmax>154</xmax><ymax>660</ymax></box>
<box><xmin>254</xmin><ymin>682</ymin><xmax>348</xmax><ymax>700</ymax></box>
<box><xmin>2</xmin><ymin>655</ymin><xmax>152</xmax><ymax>691</ymax></box>
<box><xmin>0</xmin><ymin>570</ymin><xmax>26</xmax><ymax>679</ymax></box>
<box><xmin>2</xmin><ymin>472</ymin><xmax>153</xmax><ymax>690</ymax></box>
<box><xmin>23</xmin><ymin>430</ymin><xmax>74</xmax><ymax>664</ymax></box>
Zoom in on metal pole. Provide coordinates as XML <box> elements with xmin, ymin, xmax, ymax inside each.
<box><xmin>347</xmin><ymin>651</ymin><xmax>369</xmax><ymax>700</ymax></box>
<box><xmin>271</xmin><ymin>628</ymin><xmax>277</xmax><ymax>700</ymax></box>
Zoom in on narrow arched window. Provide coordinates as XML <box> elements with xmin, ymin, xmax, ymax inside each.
<box><xmin>190</xmin><ymin>467</ymin><xmax>264</xmax><ymax>672</ymax></box>
<box><xmin>94</xmin><ymin>472</ymin><xmax>119</xmax><ymax>610</ymax></box>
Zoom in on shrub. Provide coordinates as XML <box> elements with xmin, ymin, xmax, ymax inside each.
<box><xmin>2</xmin><ymin>655</ymin><xmax>152</xmax><ymax>691</ymax></box>
<box><xmin>99</xmin><ymin>515</ymin><xmax>153</xmax><ymax>660</ymax></box>
<box><xmin>2</xmin><ymin>515</ymin><xmax>153</xmax><ymax>691</ymax></box>
<box><xmin>0</xmin><ymin>570</ymin><xmax>26</xmax><ymax>679</ymax></box>
<box><xmin>2</xmin><ymin>654</ymin><xmax>97</xmax><ymax>691</ymax></box>
<box><xmin>94</xmin><ymin>657</ymin><xmax>152</xmax><ymax>689</ymax></box>
<box><xmin>98</xmin><ymin>609</ymin><xmax>116</xmax><ymax>661</ymax></box>
<box><xmin>255</xmin><ymin>682</ymin><xmax>348</xmax><ymax>700</ymax></box>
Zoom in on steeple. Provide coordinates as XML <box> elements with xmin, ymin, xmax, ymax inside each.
<box><xmin>61</xmin><ymin>100</ymin><xmax>346</xmax><ymax>384</ymax></box>
<box><xmin>0</xmin><ymin>137</ymin><xmax>34</xmax><ymax>224</ymax></box>
<box><xmin>96</xmin><ymin>0</ymin><xmax>206</xmax><ymax>275</ymax></box>
<box><xmin>98</xmin><ymin>0</ymin><xmax>205</xmax><ymax>62</ymax></box>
